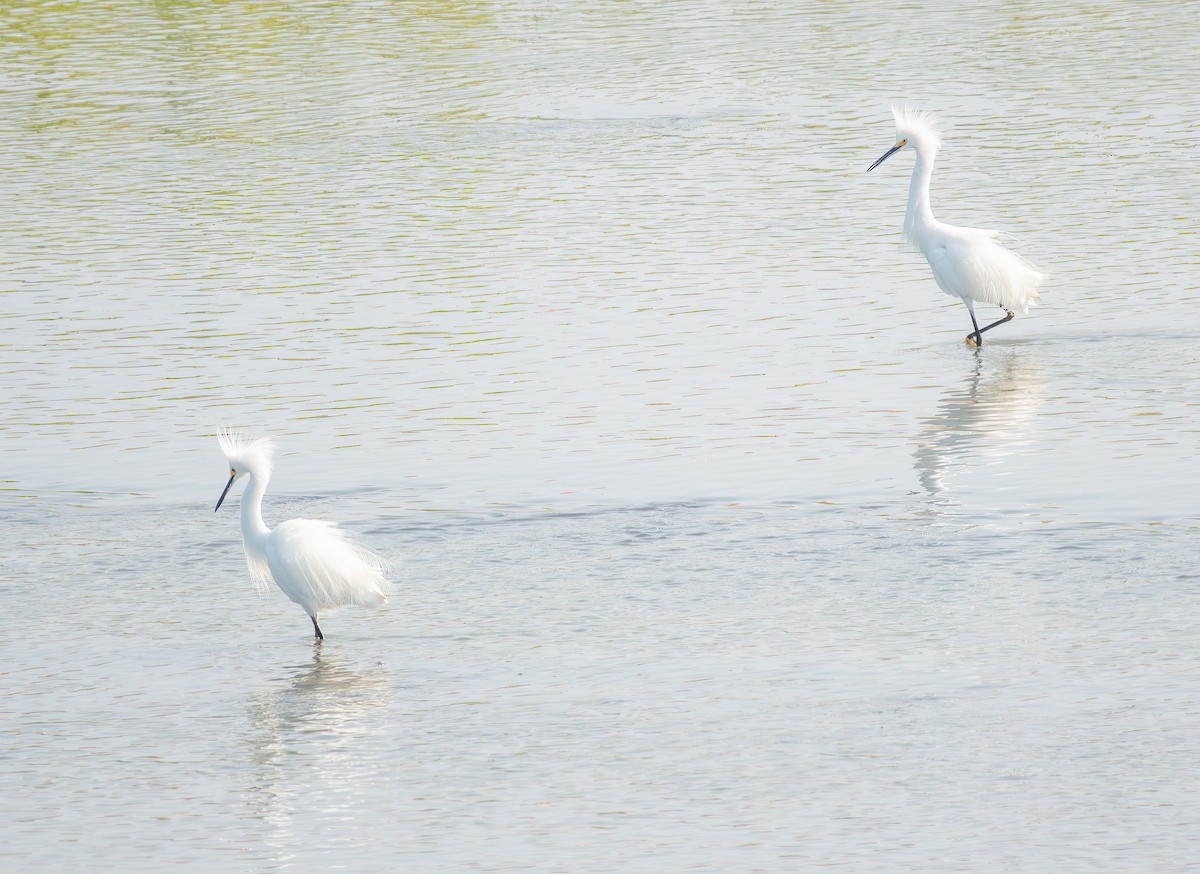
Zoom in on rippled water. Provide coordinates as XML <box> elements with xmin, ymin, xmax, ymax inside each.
<box><xmin>3</xmin><ymin>1</ymin><xmax>1199</xmax><ymax>871</ymax></box>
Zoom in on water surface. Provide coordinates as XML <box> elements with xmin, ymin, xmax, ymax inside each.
<box><xmin>3</xmin><ymin>1</ymin><xmax>1199</xmax><ymax>871</ymax></box>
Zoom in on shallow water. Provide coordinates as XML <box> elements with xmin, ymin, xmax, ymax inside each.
<box><xmin>3</xmin><ymin>1</ymin><xmax>1199</xmax><ymax>871</ymax></box>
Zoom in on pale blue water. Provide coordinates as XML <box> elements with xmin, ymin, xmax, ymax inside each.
<box><xmin>3</xmin><ymin>1</ymin><xmax>1199</xmax><ymax>871</ymax></box>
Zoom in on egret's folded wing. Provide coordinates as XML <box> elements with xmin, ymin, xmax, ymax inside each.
<box><xmin>266</xmin><ymin>519</ymin><xmax>391</xmax><ymax>611</ymax></box>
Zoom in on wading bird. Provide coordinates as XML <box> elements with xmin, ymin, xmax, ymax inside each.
<box><xmin>214</xmin><ymin>429</ymin><xmax>390</xmax><ymax>640</ymax></box>
<box><xmin>868</xmin><ymin>107</ymin><xmax>1043</xmax><ymax>346</ymax></box>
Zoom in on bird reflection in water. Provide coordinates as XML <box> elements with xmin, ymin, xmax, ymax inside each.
<box><xmin>914</xmin><ymin>348</ymin><xmax>1043</xmax><ymax>502</ymax></box>
<box><xmin>241</xmin><ymin>650</ymin><xmax>392</xmax><ymax>853</ymax></box>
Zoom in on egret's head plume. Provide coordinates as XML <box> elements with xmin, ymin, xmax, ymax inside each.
<box><xmin>890</xmin><ymin>105</ymin><xmax>942</xmax><ymax>153</ymax></box>
<box><xmin>868</xmin><ymin>106</ymin><xmax>943</xmax><ymax>172</ymax></box>
<box><xmin>216</xmin><ymin>428</ymin><xmax>275</xmax><ymax>479</ymax></box>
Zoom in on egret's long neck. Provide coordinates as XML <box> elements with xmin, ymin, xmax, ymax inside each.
<box><xmin>904</xmin><ymin>143</ymin><xmax>938</xmax><ymax>242</ymax></box>
<box><xmin>240</xmin><ymin>470</ymin><xmax>271</xmax><ymax>553</ymax></box>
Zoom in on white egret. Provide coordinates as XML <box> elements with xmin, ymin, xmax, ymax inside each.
<box><xmin>868</xmin><ymin>107</ymin><xmax>1043</xmax><ymax>346</ymax></box>
<box><xmin>214</xmin><ymin>429</ymin><xmax>390</xmax><ymax>640</ymax></box>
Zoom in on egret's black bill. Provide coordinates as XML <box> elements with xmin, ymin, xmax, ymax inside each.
<box><xmin>868</xmin><ymin>143</ymin><xmax>903</xmax><ymax>172</ymax></box>
<box><xmin>215</xmin><ymin>472</ymin><xmax>236</xmax><ymax>512</ymax></box>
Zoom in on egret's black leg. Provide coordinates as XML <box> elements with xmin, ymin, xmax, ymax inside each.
<box><xmin>310</xmin><ymin>615</ymin><xmax>324</xmax><ymax>640</ymax></box>
<box><xmin>976</xmin><ymin>310</ymin><xmax>1015</xmax><ymax>338</ymax></box>
<box><xmin>965</xmin><ymin>307</ymin><xmax>984</xmax><ymax>347</ymax></box>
